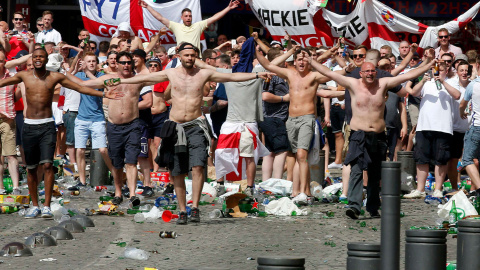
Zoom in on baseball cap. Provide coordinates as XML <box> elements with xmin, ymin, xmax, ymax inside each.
<box><xmin>270</xmin><ymin>40</ymin><xmax>282</xmax><ymax>47</ymax></box>
<box><xmin>13</xmin><ymin>50</ymin><xmax>29</xmax><ymax>59</ymax></box>
<box><xmin>146</xmin><ymin>57</ymin><xmax>162</xmax><ymax>66</ymax></box>
<box><xmin>132</xmin><ymin>49</ymin><xmax>146</xmax><ymax>59</ymax></box>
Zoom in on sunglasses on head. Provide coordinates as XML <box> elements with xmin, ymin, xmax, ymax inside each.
<box><xmin>438</xmin><ymin>35</ymin><xmax>449</xmax><ymax>39</ymax></box>
<box><xmin>14</xmin><ymin>18</ymin><xmax>24</xmax><ymax>21</ymax></box>
<box><xmin>117</xmin><ymin>61</ymin><xmax>131</xmax><ymax>65</ymax></box>
<box><xmin>149</xmin><ymin>64</ymin><xmax>159</xmax><ymax>68</ymax></box>
<box><xmin>353</xmin><ymin>54</ymin><xmax>365</xmax><ymax>59</ymax></box>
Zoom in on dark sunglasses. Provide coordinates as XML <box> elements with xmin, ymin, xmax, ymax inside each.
<box><xmin>14</xmin><ymin>18</ymin><xmax>24</xmax><ymax>21</ymax></box>
<box><xmin>438</xmin><ymin>35</ymin><xmax>449</xmax><ymax>39</ymax></box>
<box><xmin>90</xmin><ymin>46</ymin><xmax>96</xmax><ymax>50</ymax></box>
<box><xmin>149</xmin><ymin>64</ymin><xmax>159</xmax><ymax>68</ymax></box>
<box><xmin>37</xmin><ymin>24</ymin><xmax>44</xmax><ymax>27</ymax></box>
<box><xmin>117</xmin><ymin>61</ymin><xmax>131</xmax><ymax>65</ymax></box>
<box><xmin>443</xmin><ymin>60</ymin><xmax>452</xmax><ymax>63</ymax></box>
<box><xmin>353</xmin><ymin>54</ymin><xmax>365</xmax><ymax>59</ymax></box>
<box><xmin>412</xmin><ymin>58</ymin><xmax>420</xmax><ymax>60</ymax></box>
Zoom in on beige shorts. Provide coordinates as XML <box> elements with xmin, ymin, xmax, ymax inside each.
<box><xmin>342</xmin><ymin>123</ymin><xmax>351</xmax><ymax>160</ymax></box>
<box><xmin>0</xmin><ymin>120</ymin><xmax>16</xmax><ymax>156</ymax></box>
<box><xmin>286</xmin><ymin>114</ymin><xmax>316</xmax><ymax>153</ymax></box>
<box><xmin>239</xmin><ymin>126</ymin><xmax>254</xmax><ymax>157</ymax></box>
<box><xmin>408</xmin><ymin>104</ymin><xmax>420</xmax><ymax>128</ymax></box>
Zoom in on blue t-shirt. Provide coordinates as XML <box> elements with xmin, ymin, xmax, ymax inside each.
<box><xmin>211</xmin><ymin>83</ymin><xmax>228</xmax><ymax>136</ymax></box>
<box><xmin>76</xmin><ymin>71</ymin><xmax>105</xmax><ymax>122</ymax></box>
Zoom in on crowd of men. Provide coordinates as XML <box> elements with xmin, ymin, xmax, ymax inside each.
<box><xmin>1</xmin><ymin>1</ymin><xmax>480</xmax><ymax>224</ymax></box>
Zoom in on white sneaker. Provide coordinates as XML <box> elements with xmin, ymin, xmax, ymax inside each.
<box><xmin>403</xmin><ymin>189</ymin><xmax>426</xmax><ymax>199</ymax></box>
<box><xmin>292</xmin><ymin>193</ymin><xmax>308</xmax><ymax>205</ymax></box>
<box><xmin>327</xmin><ymin>162</ymin><xmax>343</xmax><ymax>169</ymax></box>
<box><xmin>432</xmin><ymin>189</ymin><xmax>444</xmax><ymax>198</ymax></box>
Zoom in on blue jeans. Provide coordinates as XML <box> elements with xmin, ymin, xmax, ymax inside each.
<box><xmin>462</xmin><ymin>126</ymin><xmax>480</xmax><ymax>167</ymax></box>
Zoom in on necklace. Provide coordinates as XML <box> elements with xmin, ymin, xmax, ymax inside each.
<box><xmin>33</xmin><ymin>70</ymin><xmax>47</xmax><ymax>80</ymax></box>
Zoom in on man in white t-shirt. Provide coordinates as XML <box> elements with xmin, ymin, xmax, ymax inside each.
<box><xmin>35</xmin><ymin>11</ymin><xmax>62</xmax><ymax>45</ymax></box>
<box><xmin>139</xmin><ymin>0</ymin><xmax>239</xmax><ymax>56</ymax></box>
<box><xmin>460</xmin><ymin>76</ymin><xmax>480</xmax><ymax>198</ymax></box>
<box><xmin>404</xmin><ymin>63</ymin><xmax>461</xmax><ymax>199</ymax></box>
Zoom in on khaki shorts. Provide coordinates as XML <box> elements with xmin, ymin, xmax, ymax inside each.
<box><xmin>0</xmin><ymin>119</ymin><xmax>16</xmax><ymax>156</ymax></box>
<box><xmin>408</xmin><ymin>104</ymin><xmax>420</xmax><ymax>128</ymax></box>
<box><xmin>342</xmin><ymin>123</ymin><xmax>351</xmax><ymax>160</ymax></box>
<box><xmin>239</xmin><ymin>126</ymin><xmax>254</xmax><ymax>157</ymax></box>
<box><xmin>286</xmin><ymin>114</ymin><xmax>316</xmax><ymax>153</ymax></box>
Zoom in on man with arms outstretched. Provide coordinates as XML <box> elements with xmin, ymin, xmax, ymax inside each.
<box><xmin>106</xmin><ymin>43</ymin><xmax>271</xmax><ymax>224</ymax></box>
<box><xmin>255</xmin><ymin>47</ymin><xmax>345</xmax><ymax>204</ymax></box>
<box><xmin>310</xmin><ymin>57</ymin><xmax>436</xmax><ymax>219</ymax></box>
<box><xmin>0</xmin><ymin>48</ymin><xmax>121</xmax><ymax>218</ymax></box>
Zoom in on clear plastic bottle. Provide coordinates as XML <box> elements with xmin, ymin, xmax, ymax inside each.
<box><xmin>134</xmin><ymin>213</ymin><xmax>146</xmax><ymax>223</ymax></box>
<box><xmin>209</xmin><ymin>209</ymin><xmax>222</xmax><ymax>219</ymax></box>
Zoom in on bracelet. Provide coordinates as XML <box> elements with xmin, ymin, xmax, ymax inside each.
<box><xmin>281</xmin><ymin>96</ymin><xmax>283</xmax><ymax>102</ymax></box>
<box><xmin>256</xmin><ymin>72</ymin><xmax>258</xmax><ymax>79</ymax></box>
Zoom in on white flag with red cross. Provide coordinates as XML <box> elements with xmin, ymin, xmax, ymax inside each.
<box><xmin>78</xmin><ymin>0</ymin><xmax>204</xmax><ymax>46</ymax></box>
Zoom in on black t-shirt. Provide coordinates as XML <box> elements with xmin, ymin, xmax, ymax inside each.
<box><xmin>210</xmin><ymin>83</ymin><xmax>228</xmax><ymax>136</ymax></box>
<box><xmin>344</xmin><ymin>67</ymin><xmax>402</xmax><ymax>124</ymax></box>
<box><xmin>385</xmin><ymin>92</ymin><xmax>403</xmax><ymax>129</ymax></box>
<box><xmin>407</xmin><ymin>77</ymin><xmax>422</xmax><ymax>106</ymax></box>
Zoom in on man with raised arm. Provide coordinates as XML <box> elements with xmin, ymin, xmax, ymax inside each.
<box><xmin>310</xmin><ymin>56</ymin><xmax>436</xmax><ymax>219</ymax></box>
<box><xmin>0</xmin><ymin>48</ymin><xmax>121</xmax><ymax>219</ymax></box>
<box><xmin>139</xmin><ymin>0</ymin><xmax>239</xmax><ymax>56</ymax></box>
<box><xmin>105</xmin><ymin>43</ymin><xmax>271</xmax><ymax>224</ymax></box>
<box><xmin>255</xmin><ymin>46</ymin><xmax>346</xmax><ymax>204</ymax></box>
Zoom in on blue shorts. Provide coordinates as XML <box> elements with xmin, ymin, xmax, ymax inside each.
<box><xmin>74</xmin><ymin>119</ymin><xmax>107</xmax><ymax>149</ymax></box>
<box><xmin>63</xmin><ymin>110</ymin><xmax>78</xmax><ymax>146</ymax></box>
<box><xmin>107</xmin><ymin>119</ymin><xmax>141</xmax><ymax>168</ymax></box>
<box><xmin>151</xmin><ymin>109</ymin><xmax>169</xmax><ymax>138</ymax></box>
<box><xmin>462</xmin><ymin>127</ymin><xmax>480</xmax><ymax>167</ymax></box>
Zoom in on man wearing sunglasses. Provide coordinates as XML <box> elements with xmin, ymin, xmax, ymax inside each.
<box><xmin>310</xmin><ymin>52</ymin><xmax>436</xmax><ymax>220</ymax></box>
<box><xmin>6</xmin><ymin>12</ymin><xmax>34</xmax><ymax>61</ymax></box>
<box><xmin>435</xmin><ymin>28</ymin><xmax>462</xmax><ymax>59</ymax></box>
<box><xmin>34</xmin><ymin>17</ymin><xmax>43</xmax><ymax>40</ymax></box>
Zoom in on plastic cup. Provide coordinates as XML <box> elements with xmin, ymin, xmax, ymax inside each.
<box><xmin>161</xmin><ymin>210</ymin><xmax>178</xmax><ymax>222</ymax></box>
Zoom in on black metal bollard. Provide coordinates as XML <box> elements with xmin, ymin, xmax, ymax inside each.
<box><xmin>381</xmin><ymin>161</ymin><xmax>401</xmax><ymax>270</ymax></box>
<box><xmin>405</xmin><ymin>230</ymin><xmax>447</xmax><ymax>270</ymax></box>
<box><xmin>457</xmin><ymin>219</ymin><xmax>480</xmax><ymax>270</ymax></box>
<box><xmin>347</xmin><ymin>242</ymin><xmax>381</xmax><ymax>270</ymax></box>
<box><xmin>257</xmin><ymin>255</ymin><xmax>305</xmax><ymax>270</ymax></box>
<box><xmin>89</xmin><ymin>149</ymin><xmax>110</xmax><ymax>186</ymax></box>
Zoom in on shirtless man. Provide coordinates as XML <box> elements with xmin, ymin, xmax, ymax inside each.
<box><xmin>310</xmin><ymin>56</ymin><xmax>436</xmax><ymax>219</ymax></box>
<box><xmin>73</xmin><ymin>51</ymin><xmax>149</xmax><ymax>206</ymax></box>
<box><xmin>255</xmin><ymin>47</ymin><xmax>345</xmax><ymax>204</ymax></box>
<box><xmin>106</xmin><ymin>43</ymin><xmax>270</xmax><ymax>224</ymax></box>
<box><xmin>0</xmin><ymin>48</ymin><xmax>121</xmax><ymax>218</ymax></box>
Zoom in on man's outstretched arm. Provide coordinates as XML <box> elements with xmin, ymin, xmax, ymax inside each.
<box><xmin>309</xmin><ymin>58</ymin><xmax>355</xmax><ymax>90</ymax></box>
<box><xmin>384</xmin><ymin>59</ymin><xmax>436</xmax><ymax>90</ymax></box>
<box><xmin>207</xmin><ymin>1</ymin><xmax>239</xmax><ymax>26</ymax></box>
<box><xmin>59</xmin><ymin>75</ymin><xmax>123</xmax><ymax>99</ymax></box>
<box><xmin>255</xmin><ymin>46</ymin><xmax>289</xmax><ymax>80</ymax></box>
<box><xmin>139</xmin><ymin>0</ymin><xmax>170</xmax><ymax>27</ymax></box>
<box><xmin>208</xmin><ymin>69</ymin><xmax>270</xmax><ymax>83</ymax></box>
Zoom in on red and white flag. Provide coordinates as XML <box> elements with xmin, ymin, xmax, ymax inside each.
<box><xmin>215</xmin><ymin>122</ymin><xmax>269</xmax><ymax>181</ymax></box>
<box><xmin>78</xmin><ymin>0</ymin><xmax>204</xmax><ymax>47</ymax></box>
<box><xmin>419</xmin><ymin>1</ymin><xmax>480</xmax><ymax>49</ymax></box>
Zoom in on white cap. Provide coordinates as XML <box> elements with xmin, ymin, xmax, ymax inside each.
<box><xmin>112</xmin><ymin>22</ymin><xmax>135</xmax><ymax>38</ymax></box>
<box><xmin>286</xmin><ymin>54</ymin><xmax>294</xmax><ymax>62</ymax></box>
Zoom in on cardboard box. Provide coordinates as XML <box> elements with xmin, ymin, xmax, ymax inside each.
<box><xmin>0</xmin><ymin>194</ymin><xmax>31</xmax><ymax>205</ymax></box>
<box><xmin>151</xmin><ymin>172</ymin><xmax>170</xmax><ymax>187</ymax></box>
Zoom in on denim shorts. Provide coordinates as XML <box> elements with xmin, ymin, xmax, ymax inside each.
<box><xmin>63</xmin><ymin>110</ymin><xmax>78</xmax><ymax>145</ymax></box>
<box><xmin>74</xmin><ymin>119</ymin><xmax>107</xmax><ymax>149</ymax></box>
<box><xmin>462</xmin><ymin>126</ymin><xmax>480</xmax><ymax>167</ymax></box>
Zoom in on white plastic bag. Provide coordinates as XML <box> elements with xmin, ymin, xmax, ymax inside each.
<box><xmin>258</xmin><ymin>178</ymin><xmax>293</xmax><ymax>196</ymax></box>
<box><xmin>437</xmin><ymin>191</ymin><xmax>478</xmax><ymax>220</ymax></box>
<box><xmin>322</xmin><ymin>183</ymin><xmax>343</xmax><ymax>198</ymax></box>
<box><xmin>265</xmin><ymin>197</ymin><xmax>309</xmax><ymax>216</ymax></box>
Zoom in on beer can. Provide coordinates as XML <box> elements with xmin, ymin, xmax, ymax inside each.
<box><xmin>159</xmin><ymin>231</ymin><xmax>177</xmax><ymax>239</ymax></box>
